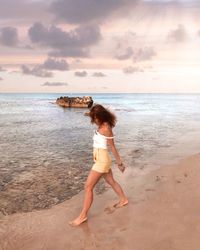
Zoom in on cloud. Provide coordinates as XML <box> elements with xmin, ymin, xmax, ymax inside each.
<box><xmin>42</xmin><ymin>82</ymin><xmax>68</xmax><ymax>86</ymax></box>
<box><xmin>142</xmin><ymin>0</ymin><xmax>200</xmax><ymax>8</ymax></box>
<box><xmin>23</xmin><ymin>45</ymin><xmax>34</xmax><ymax>50</ymax></box>
<box><xmin>168</xmin><ymin>24</ymin><xmax>187</xmax><ymax>42</ymax></box>
<box><xmin>123</xmin><ymin>66</ymin><xmax>144</xmax><ymax>74</ymax></box>
<box><xmin>21</xmin><ymin>65</ymin><xmax>53</xmax><ymax>78</ymax></box>
<box><xmin>92</xmin><ymin>72</ymin><xmax>106</xmax><ymax>77</ymax></box>
<box><xmin>132</xmin><ymin>47</ymin><xmax>156</xmax><ymax>62</ymax></box>
<box><xmin>42</xmin><ymin>58</ymin><xmax>69</xmax><ymax>71</ymax></box>
<box><xmin>74</xmin><ymin>71</ymin><xmax>87</xmax><ymax>77</ymax></box>
<box><xmin>28</xmin><ymin>22</ymin><xmax>102</xmax><ymax>58</ymax></box>
<box><xmin>20</xmin><ymin>58</ymin><xmax>69</xmax><ymax>78</ymax></box>
<box><xmin>0</xmin><ymin>66</ymin><xmax>6</xmax><ymax>71</ymax></box>
<box><xmin>114</xmin><ymin>39</ymin><xmax>156</xmax><ymax>64</ymax></box>
<box><xmin>115</xmin><ymin>47</ymin><xmax>133</xmax><ymax>60</ymax></box>
<box><xmin>0</xmin><ymin>0</ymin><xmax>50</xmax><ymax>23</ymax></box>
<box><xmin>0</xmin><ymin>27</ymin><xmax>19</xmax><ymax>47</ymax></box>
<box><xmin>48</xmin><ymin>48</ymin><xmax>89</xmax><ymax>58</ymax></box>
<box><xmin>50</xmin><ymin>0</ymin><xmax>137</xmax><ymax>24</ymax></box>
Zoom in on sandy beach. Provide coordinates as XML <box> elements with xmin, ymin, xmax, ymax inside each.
<box><xmin>0</xmin><ymin>152</ymin><xmax>200</xmax><ymax>250</ymax></box>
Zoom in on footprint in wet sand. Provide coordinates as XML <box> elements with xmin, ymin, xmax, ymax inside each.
<box><xmin>113</xmin><ymin>200</ymin><xmax>129</xmax><ymax>209</ymax></box>
<box><xmin>104</xmin><ymin>206</ymin><xmax>115</xmax><ymax>214</ymax></box>
<box><xmin>145</xmin><ymin>188</ymin><xmax>155</xmax><ymax>191</ymax></box>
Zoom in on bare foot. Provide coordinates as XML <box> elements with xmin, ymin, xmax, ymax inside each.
<box><xmin>68</xmin><ymin>216</ymin><xmax>88</xmax><ymax>226</ymax></box>
<box><xmin>113</xmin><ymin>199</ymin><xmax>129</xmax><ymax>208</ymax></box>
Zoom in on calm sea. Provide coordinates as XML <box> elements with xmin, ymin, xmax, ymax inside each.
<box><xmin>1</xmin><ymin>93</ymin><xmax>200</xmax><ymax>213</ymax></box>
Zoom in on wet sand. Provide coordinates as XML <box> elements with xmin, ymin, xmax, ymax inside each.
<box><xmin>0</xmin><ymin>153</ymin><xmax>200</xmax><ymax>250</ymax></box>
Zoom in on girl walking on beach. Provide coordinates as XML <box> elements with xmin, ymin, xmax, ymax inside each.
<box><xmin>69</xmin><ymin>104</ymin><xmax>128</xmax><ymax>226</ymax></box>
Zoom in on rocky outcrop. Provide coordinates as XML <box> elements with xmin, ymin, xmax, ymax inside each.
<box><xmin>56</xmin><ymin>96</ymin><xmax>93</xmax><ymax>108</ymax></box>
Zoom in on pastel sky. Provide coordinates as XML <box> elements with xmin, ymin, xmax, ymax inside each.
<box><xmin>0</xmin><ymin>0</ymin><xmax>200</xmax><ymax>93</ymax></box>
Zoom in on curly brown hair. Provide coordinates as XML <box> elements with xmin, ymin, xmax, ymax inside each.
<box><xmin>88</xmin><ymin>104</ymin><xmax>117</xmax><ymax>128</ymax></box>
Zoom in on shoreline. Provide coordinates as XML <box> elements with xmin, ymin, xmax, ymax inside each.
<box><xmin>1</xmin><ymin>92</ymin><xmax>200</xmax><ymax>219</ymax></box>
<box><xmin>0</xmin><ymin>152</ymin><xmax>200</xmax><ymax>250</ymax></box>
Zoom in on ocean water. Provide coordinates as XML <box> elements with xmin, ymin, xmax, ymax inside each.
<box><xmin>1</xmin><ymin>93</ymin><xmax>200</xmax><ymax>214</ymax></box>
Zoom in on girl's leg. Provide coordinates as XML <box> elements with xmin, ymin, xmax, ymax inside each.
<box><xmin>69</xmin><ymin>170</ymin><xmax>102</xmax><ymax>226</ymax></box>
<box><xmin>103</xmin><ymin>169</ymin><xmax>128</xmax><ymax>207</ymax></box>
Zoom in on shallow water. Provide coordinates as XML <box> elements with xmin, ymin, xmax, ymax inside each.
<box><xmin>1</xmin><ymin>93</ymin><xmax>200</xmax><ymax>214</ymax></box>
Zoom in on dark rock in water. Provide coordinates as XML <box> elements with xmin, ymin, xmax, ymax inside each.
<box><xmin>56</xmin><ymin>96</ymin><xmax>93</xmax><ymax>108</ymax></box>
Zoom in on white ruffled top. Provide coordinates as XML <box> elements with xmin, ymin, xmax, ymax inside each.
<box><xmin>93</xmin><ymin>130</ymin><xmax>114</xmax><ymax>149</ymax></box>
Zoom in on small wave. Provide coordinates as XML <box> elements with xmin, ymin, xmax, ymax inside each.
<box><xmin>106</xmin><ymin>106</ymin><xmax>136</xmax><ymax>112</ymax></box>
<box><xmin>114</xmin><ymin>108</ymin><xmax>136</xmax><ymax>112</ymax></box>
<box><xmin>12</xmin><ymin>120</ymin><xmax>35</xmax><ymax>125</ymax></box>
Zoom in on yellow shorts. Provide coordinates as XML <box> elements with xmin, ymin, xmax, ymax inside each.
<box><xmin>92</xmin><ymin>148</ymin><xmax>112</xmax><ymax>173</ymax></box>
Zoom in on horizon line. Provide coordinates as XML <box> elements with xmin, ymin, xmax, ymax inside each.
<box><xmin>1</xmin><ymin>92</ymin><xmax>200</xmax><ymax>95</ymax></box>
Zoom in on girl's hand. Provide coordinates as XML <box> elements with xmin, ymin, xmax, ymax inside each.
<box><xmin>118</xmin><ymin>162</ymin><xmax>126</xmax><ymax>173</ymax></box>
